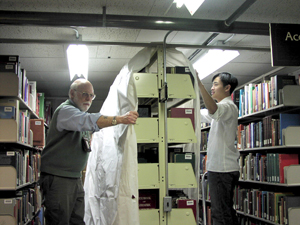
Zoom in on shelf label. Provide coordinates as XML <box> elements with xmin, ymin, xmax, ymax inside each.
<box><xmin>6</xmin><ymin>151</ymin><xmax>15</xmax><ymax>156</ymax></box>
<box><xmin>185</xmin><ymin>154</ymin><xmax>192</xmax><ymax>160</ymax></box>
<box><xmin>4</xmin><ymin>199</ymin><xmax>13</xmax><ymax>204</ymax></box>
<box><xmin>186</xmin><ymin>200</ymin><xmax>194</xmax><ymax>205</ymax></box>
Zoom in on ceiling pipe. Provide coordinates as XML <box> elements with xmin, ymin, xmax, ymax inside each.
<box><xmin>0</xmin><ymin>38</ymin><xmax>270</xmax><ymax>52</ymax></box>
<box><xmin>188</xmin><ymin>0</ymin><xmax>257</xmax><ymax>61</ymax></box>
<box><xmin>0</xmin><ymin>10</ymin><xmax>269</xmax><ymax>35</ymax></box>
<box><xmin>225</xmin><ymin>0</ymin><xmax>257</xmax><ymax>26</ymax></box>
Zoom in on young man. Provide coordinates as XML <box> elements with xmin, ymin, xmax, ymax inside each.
<box><xmin>197</xmin><ymin>72</ymin><xmax>240</xmax><ymax>225</ymax></box>
<box><xmin>40</xmin><ymin>79</ymin><xmax>138</xmax><ymax>225</ymax></box>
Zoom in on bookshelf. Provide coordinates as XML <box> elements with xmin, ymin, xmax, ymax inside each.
<box><xmin>0</xmin><ymin>60</ymin><xmax>44</xmax><ymax>225</ymax></box>
<box><xmin>134</xmin><ymin>46</ymin><xmax>199</xmax><ymax>225</ymax></box>
<box><xmin>235</xmin><ymin>74</ymin><xmax>300</xmax><ymax>225</ymax></box>
<box><xmin>199</xmin><ymin>72</ymin><xmax>300</xmax><ymax>225</ymax></box>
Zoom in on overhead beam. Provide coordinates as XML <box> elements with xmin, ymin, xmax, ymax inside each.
<box><xmin>0</xmin><ymin>10</ymin><xmax>269</xmax><ymax>35</ymax></box>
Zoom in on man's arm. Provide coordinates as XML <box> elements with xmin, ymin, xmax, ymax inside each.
<box><xmin>196</xmin><ymin>72</ymin><xmax>218</xmax><ymax>114</ymax></box>
<box><xmin>96</xmin><ymin>111</ymin><xmax>139</xmax><ymax>129</ymax></box>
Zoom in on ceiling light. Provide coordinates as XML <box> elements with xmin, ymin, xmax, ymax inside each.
<box><xmin>67</xmin><ymin>44</ymin><xmax>89</xmax><ymax>81</ymax></box>
<box><xmin>174</xmin><ymin>0</ymin><xmax>205</xmax><ymax>15</ymax></box>
<box><xmin>193</xmin><ymin>49</ymin><xmax>240</xmax><ymax>80</ymax></box>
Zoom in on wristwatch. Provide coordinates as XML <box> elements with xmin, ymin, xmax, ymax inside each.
<box><xmin>112</xmin><ymin>116</ymin><xmax>117</xmax><ymax>125</ymax></box>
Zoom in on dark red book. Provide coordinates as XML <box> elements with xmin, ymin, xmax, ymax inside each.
<box><xmin>170</xmin><ymin>108</ymin><xmax>195</xmax><ymax>130</ymax></box>
<box><xmin>177</xmin><ymin>199</ymin><xmax>197</xmax><ymax>221</ymax></box>
<box><xmin>279</xmin><ymin>154</ymin><xmax>299</xmax><ymax>183</ymax></box>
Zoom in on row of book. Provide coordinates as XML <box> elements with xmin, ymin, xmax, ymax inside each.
<box><xmin>0</xmin><ymin>99</ymin><xmax>46</xmax><ymax>147</ymax></box>
<box><xmin>239</xmin><ymin>153</ymin><xmax>299</xmax><ymax>184</ymax></box>
<box><xmin>237</xmin><ymin>113</ymin><xmax>300</xmax><ymax>150</ymax></box>
<box><xmin>0</xmin><ymin>149</ymin><xmax>41</xmax><ymax>187</ymax></box>
<box><xmin>0</xmin><ymin>186</ymin><xmax>42</xmax><ymax>224</ymax></box>
<box><xmin>200</xmin><ymin>130</ymin><xmax>208</xmax><ymax>151</ymax></box>
<box><xmin>234</xmin><ymin>74</ymin><xmax>297</xmax><ymax>117</ymax></box>
<box><xmin>234</xmin><ymin>187</ymin><xmax>300</xmax><ymax>225</ymax></box>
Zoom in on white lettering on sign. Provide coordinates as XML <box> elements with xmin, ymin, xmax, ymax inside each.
<box><xmin>285</xmin><ymin>32</ymin><xmax>299</xmax><ymax>41</ymax></box>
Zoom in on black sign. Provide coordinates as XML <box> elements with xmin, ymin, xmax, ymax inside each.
<box><xmin>270</xmin><ymin>23</ymin><xmax>300</xmax><ymax>67</ymax></box>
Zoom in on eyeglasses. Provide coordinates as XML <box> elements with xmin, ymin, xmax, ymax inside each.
<box><xmin>74</xmin><ymin>90</ymin><xmax>96</xmax><ymax>100</ymax></box>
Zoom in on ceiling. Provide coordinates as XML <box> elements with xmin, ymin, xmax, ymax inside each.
<box><xmin>0</xmin><ymin>0</ymin><xmax>300</xmax><ymax>113</ymax></box>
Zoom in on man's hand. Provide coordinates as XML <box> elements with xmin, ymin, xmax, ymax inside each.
<box><xmin>119</xmin><ymin>111</ymin><xmax>139</xmax><ymax>124</ymax></box>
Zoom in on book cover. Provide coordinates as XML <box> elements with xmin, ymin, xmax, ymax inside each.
<box><xmin>239</xmin><ymin>88</ymin><xmax>244</xmax><ymax>117</ymax></box>
<box><xmin>38</xmin><ymin>92</ymin><xmax>45</xmax><ymax>119</ymax></box>
<box><xmin>0</xmin><ymin>55</ymin><xmax>20</xmax><ymax>63</ymax></box>
<box><xmin>177</xmin><ymin>199</ymin><xmax>197</xmax><ymax>220</ymax></box>
<box><xmin>279</xmin><ymin>113</ymin><xmax>300</xmax><ymax>144</ymax></box>
<box><xmin>279</xmin><ymin>154</ymin><xmax>299</xmax><ymax>183</ymax></box>
<box><xmin>0</xmin><ymin>106</ymin><xmax>16</xmax><ymax>119</ymax></box>
<box><xmin>274</xmin><ymin>75</ymin><xmax>296</xmax><ymax>106</ymax></box>
<box><xmin>231</xmin><ymin>89</ymin><xmax>240</xmax><ymax>109</ymax></box>
<box><xmin>283</xmin><ymin>195</ymin><xmax>300</xmax><ymax>225</ymax></box>
<box><xmin>174</xmin><ymin>152</ymin><xmax>195</xmax><ymax>172</ymax></box>
<box><xmin>170</xmin><ymin>108</ymin><xmax>195</xmax><ymax>130</ymax></box>
<box><xmin>0</xmin><ymin>62</ymin><xmax>18</xmax><ymax>74</ymax></box>
<box><xmin>30</xmin><ymin>119</ymin><xmax>45</xmax><ymax>147</ymax></box>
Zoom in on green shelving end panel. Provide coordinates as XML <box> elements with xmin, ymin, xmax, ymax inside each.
<box><xmin>0</xmin><ymin>73</ymin><xmax>19</xmax><ymax>97</ymax></box>
<box><xmin>133</xmin><ymin>73</ymin><xmax>158</xmax><ymax>98</ymax></box>
<box><xmin>139</xmin><ymin>209</ymin><xmax>159</xmax><ymax>225</ymax></box>
<box><xmin>0</xmin><ymin>120</ymin><xmax>18</xmax><ymax>143</ymax></box>
<box><xmin>168</xmin><ymin>163</ymin><xmax>197</xmax><ymax>188</ymax></box>
<box><xmin>138</xmin><ymin>163</ymin><xmax>159</xmax><ymax>189</ymax></box>
<box><xmin>167</xmin><ymin>74</ymin><xmax>195</xmax><ymax>99</ymax></box>
<box><xmin>0</xmin><ymin>215</ymin><xmax>16</xmax><ymax>225</ymax></box>
<box><xmin>135</xmin><ymin>118</ymin><xmax>159</xmax><ymax>143</ymax></box>
<box><xmin>167</xmin><ymin>208</ymin><xmax>197</xmax><ymax>225</ymax></box>
<box><xmin>167</xmin><ymin>118</ymin><xmax>197</xmax><ymax>143</ymax></box>
<box><xmin>0</xmin><ymin>166</ymin><xmax>17</xmax><ymax>190</ymax></box>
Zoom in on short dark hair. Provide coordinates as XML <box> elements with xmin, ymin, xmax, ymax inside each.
<box><xmin>212</xmin><ymin>72</ymin><xmax>238</xmax><ymax>95</ymax></box>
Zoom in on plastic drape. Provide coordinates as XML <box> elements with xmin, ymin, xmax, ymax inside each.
<box><xmin>84</xmin><ymin>47</ymin><xmax>201</xmax><ymax>225</ymax></box>
<box><xmin>84</xmin><ymin>47</ymin><xmax>155</xmax><ymax>225</ymax></box>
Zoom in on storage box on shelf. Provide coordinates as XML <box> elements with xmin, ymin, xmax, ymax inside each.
<box><xmin>134</xmin><ymin>49</ymin><xmax>198</xmax><ymax>225</ymax></box>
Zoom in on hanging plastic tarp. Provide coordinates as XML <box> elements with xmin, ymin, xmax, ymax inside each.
<box><xmin>84</xmin><ymin>47</ymin><xmax>201</xmax><ymax>225</ymax></box>
<box><xmin>84</xmin><ymin>47</ymin><xmax>155</xmax><ymax>225</ymax></box>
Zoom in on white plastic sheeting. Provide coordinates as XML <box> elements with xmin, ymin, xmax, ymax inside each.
<box><xmin>84</xmin><ymin>47</ymin><xmax>155</xmax><ymax>225</ymax></box>
<box><xmin>84</xmin><ymin>47</ymin><xmax>201</xmax><ymax>225</ymax></box>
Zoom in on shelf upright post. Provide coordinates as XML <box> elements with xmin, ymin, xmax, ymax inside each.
<box><xmin>157</xmin><ymin>45</ymin><xmax>169</xmax><ymax>225</ymax></box>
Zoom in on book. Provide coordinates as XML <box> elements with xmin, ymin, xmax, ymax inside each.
<box><xmin>37</xmin><ymin>92</ymin><xmax>45</xmax><ymax>119</ymax></box>
<box><xmin>0</xmin><ymin>61</ymin><xmax>19</xmax><ymax>74</ymax></box>
<box><xmin>28</xmin><ymin>81</ymin><xmax>37</xmax><ymax>112</ymax></box>
<box><xmin>273</xmin><ymin>75</ymin><xmax>297</xmax><ymax>106</ymax></box>
<box><xmin>174</xmin><ymin>152</ymin><xmax>195</xmax><ymax>172</ymax></box>
<box><xmin>177</xmin><ymin>199</ymin><xmax>197</xmax><ymax>220</ymax></box>
<box><xmin>231</xmin><ymin>89</ymin><xmax>240</xmax><ymax>109</ymax></box>
<box><xmin>0</xmin><ymin>55</ymin><xmax>20</xmax><ymax>63</ymax></box>
<box><xmin>279</xmin><ymin>113</ymin><xmax>300</xmax><ymax>145</ymax></box>
<box><xmin>170</xmin><ymin>108</ymin><xmax>195</xmax><ymax>130</ymax></box>
<box><xmin>30</xmin><ymin>119</ymin><xmax>45</xmax><ymax>147</ymax></box>
<box><xmin>0</xmin><ymin>150</ymin><xmax>23</xmax><ymax>186</ymax></box>
<box><xmin>0</xmin><ymin>106</ymin><xmax>16</xmax><ymax>119</ymax></box>
<box><xmin>279</xmin><ymin>154</ymin><xmax>299</xmax><ymax>184</ymax></box>
<box><xmin>238</xmin><ymin>88</ymin><xmax>244</xmax><ymax>117</ymax></box>
<box><xmin>283</xmin><ymin>196</ymin><xmax>300</xmax><ymax>225</ymax></box>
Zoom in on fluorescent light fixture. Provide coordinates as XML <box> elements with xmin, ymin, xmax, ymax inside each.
<box><xmin>67</xmin><ymin>44</ymin><xmax>89</xmax><ymax>81</ymax></box>
<box><xmin>174</xmin><ymin>0</ymin><xmax>205</xmax><ymax>15</ymax></box>
<box><xmin>193</xmin><ymin>49</ymin><xmax>240</xmax><ymax>80</ymax></box>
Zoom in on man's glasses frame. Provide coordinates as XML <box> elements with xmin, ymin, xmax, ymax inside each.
<box><xmin>74</xmin><ymin>89</ymin><xmax>96</xmax><ymax>100</ymax></box>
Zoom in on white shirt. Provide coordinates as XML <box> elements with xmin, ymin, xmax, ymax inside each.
<box><xmin>201</xmin><ymin>96</ymin><xmax>240</xmax><ymax>172</ymax></box>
